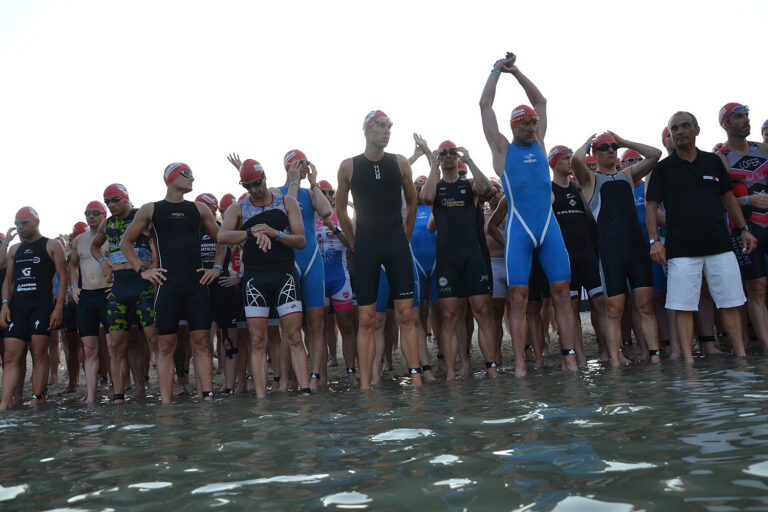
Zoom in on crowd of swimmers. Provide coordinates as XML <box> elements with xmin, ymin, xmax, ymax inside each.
<box><xmin>2</xmin><ymin>52</ymin><xmax>768</xmax><ymax>409</ymax></box>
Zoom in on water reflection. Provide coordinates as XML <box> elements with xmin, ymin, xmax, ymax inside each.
<box><xmin>1</xmin><ymin>358</ymin><xmax>768</xmax><ymax>509</ymax></box>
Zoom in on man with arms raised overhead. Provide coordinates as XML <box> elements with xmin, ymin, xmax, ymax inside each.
<box><xmin>121</xmin><ymin>163</ymin><xmax>225</xmax><ymax>404</ymax></box>
<box><xmin>0</xmin><ymin>207</ymin><xmax>67</xmax><ymax>409</ymax></box>
<box><xmin>479</xmin><ymin>52</ymin><xmax>577</xmax><ymax>376</ymax></box>
<box><xmin>336</xmin><ymin>110</ymin><xmax>423</xmax><ymax>390</ymax></box>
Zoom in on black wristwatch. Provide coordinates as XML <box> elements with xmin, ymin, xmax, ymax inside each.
<box><xmin>246</xmin><ymin>228</ymin><xmax>255</xmax><ymax>239</ymax></box>
<box><xmin>740</xmin><ymin>225</ymin><xmax>752</xmax><ymax>234</ymax></box>
<box><xmin>333</xmin><ymin>226</ymin><xmax>342</xmax><ymax>235</ymax></box>
<box><xmin>137</xmin><ymin>265</ymin><xmax>148</xmax><ymax>275</ymax></box>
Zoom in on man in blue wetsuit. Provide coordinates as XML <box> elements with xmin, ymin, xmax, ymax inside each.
<box><xmin>479</xmin><ymin>52</ymin><xmax>577</xmax><ymax>377</ymax></box>
<box><xmin>279</xmin><ymin>150</ymin><xmax>333</xmax><ymax>390</ymax></box>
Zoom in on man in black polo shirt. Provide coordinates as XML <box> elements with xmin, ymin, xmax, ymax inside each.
<box><xmin>646</xmin><ymin>111</ymin><xmax>756</xmax><ymax>364</ymax></box>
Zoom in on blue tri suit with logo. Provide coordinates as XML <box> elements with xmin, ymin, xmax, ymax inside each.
<box><xmin>278</xmin><ymin>185</ymin><xmax>325</xmax><ymax>310</ymax></box>
<box><xmin>500</xmin><ymin>140</ymin><xmax>571</xmax><ymax>286</ymax></box>
<box><xmin>410</xmin><ymin>204</ymin><xmax>438</xmax><ymax>305</ymax></box>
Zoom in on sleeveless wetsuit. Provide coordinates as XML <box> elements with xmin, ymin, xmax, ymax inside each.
<box><xmin>433</xmin><ymin>177</ymin><xmax>490</xmax><ymax>298</ymax></box>
<box><xmin>501</xmin><ymin>141</ymin><xmax>570</xmax><ymax>286</ymax></box>
<box><xmin>719</xmin><ymin>142</ymin><xmax>768</xmax><ymax>279</ymax></box>
<box><xmin>410</xmin><ymin>204</ymin><xmax>438</xmax><ymax>305</ymax></box>
<box><xmin>316</xmin><ymin>212</ymin><xmax>353</xmax><ymax>311</ymax></box>
<box><xmin>589</xmin><ymin>171</ymin><xmax>653</xmax><ymax>297</ymax></box>
<box><xmin>105</xmin><ymin>209</ymin><xmax>155</xmax><ymax>331</ymax></box>
<box><xmin>552</xmin><ymin>181</ymin><xmax>603</xmax><ymax>298</ymax></box>
<box><xmin>350</xmin><ymin>153</ymin><xmax>414</xmax><ymax>306</ymax></box>
<box><xmin>240</xmin><ymin>193</ymin><xmax>301</xmax><ymax>318</ymax></box>
<box><xmin>202</xmin><ymin>222</ymin><xmax>238</xmax><ymax>331</ymax></box>
<box><xmin>151</xmin><ymin>200</ymin><xmax>211</xmax><ymax>334</ymax></box>
<box><xmin>5</xmin><ymin>237</ymin><xmax>55</xmax><ymax>341</ymax></box>
<box><xmin>278</xmin><ymin>186</ymin><xmax>325</xmax><ymax>309</ymax></box>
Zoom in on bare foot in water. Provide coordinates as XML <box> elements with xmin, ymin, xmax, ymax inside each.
<box><xmin>422</xmin><ymin>369</ymin><xmax>436</xmax><ymax>382</ymax></box>
<box><xmin>514</xmin><ymin>365</ymin><xmax>527</xmax><ymax>378</ymax></box>
<box><xmin>700</xmin><ymin>342</ymin><xmax>725</xmax><ymax>356</ymax></box>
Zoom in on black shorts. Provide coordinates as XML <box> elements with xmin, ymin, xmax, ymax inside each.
<box><xmin>732</xmin><ymin>223</ymin><xmax>768</xmax><ymax>281</ymax></box>
<box><xmin>599</xmin><ymin>232</ymin><xmax>654</xmax><ymax>298</ymax></box>
<box><xmin>353</xmin><ymin>233</ymin><xmax>414</xmax><ymax>306</ymax></box>
<box><xmin>64</xmin><ymin>302</ymin><xmax>78</xmax><ymax>335</ymax></box>
<box><xmin>242</xmin><ymin>262</ymin><xmax>302</xmax><ymax>319</ymax></box>
<box><xmin>77</xmin><ymin>288</ymin><xmax>109</xmax><ymax>337</ymax></box>
<box><xmin>435</xmin><ymin>247</ymin><xmax>490</xmax><ymax>299</ymax></box>
<box><xmin>108</xmin><ymin>270</ymin><xmax>155</xmax><ymax>331</ymax></box>
<box><xmin>154</xmin><ymin>281</ymin><xmax>212</xmax><ymax>335</ymax></box>
<box><xmin>567</xmin><ymin>241</ymin><xmax>603</xmax><ymax>299</ymax></box>
<box><xmin>5</xmin><ymin>295</ymin><xmax>54</xmax><ymax>342</ymax></box>
<box><xmin>210</xmin><ymin>282</ymin><xmax>240</xmax><ymax>330</ymax></box>
<box><xmin>528</xmin><ymin>253</ymin><xmax>551</xmax><ymax>302</ymax></box>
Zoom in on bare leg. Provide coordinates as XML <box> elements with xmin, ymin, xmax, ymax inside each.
<box><xmin>720</xmin><ymin>307</ymin><xmax>747</xmax><ymax>357</ymax></box>
<box><xmin>335</xmin><ymin>308</ymin><xmax>358</xmax><ymax>386</ymax></box>
<box><xmin>81</xmin><ymin>336</ymin><xmax>100</xmax><ymax>404</ymax></box>
<box><xmin>508</xmin><ymin>285</ymin><xmax>530</xmax><ymax>377</ymax></box>
<box><xmin>603</xmin><ymin>294</ymin><xmax>627</xmax><ymax>366</ymax></box>
<box><xmin>156</xmin><ymin>334</ymin><xmax>179</xmax><ymax>404</ymax></box>
<box><xmin>62</xmin><ymin>331</ymin><xmax>81</xmax><ymax>393</ymax></box>
<box><xmin>280</xmin><ymin>313</ymin><xmax>310</xmax><ymax>392</ymax></box>
<box><xmin>107</xmin><ymin>330</ymin><xmax>129</xmax><ymax>403</ymax></box>
<box><xmin>675</xmin><ymin>310</ymin><xmax>695</xmax><ymax>364</ymax></box>
<box><xmin>0</xmin><ymin>339</ymin><xmax>25</xmax><ymax>410</ymax></box>
<box><xmin>632</xmin><ymin>287</ymin><xmax>661</xmax><ymax>363</ymax></box>
<box><xmin>324</xmin><ymin>311</ymin><xmax>338</xmax><ymax>367</ymax></box>
<box><xmin>48</xmin><ymin>331</ymin><xmax>60</xmax><ymax>386</ymax></box>
<box><xmin>393</xmin><ymin>298</ymin><xmax>423</xmax><ymax>387</ymax></box>
<box><xmin>455</xmin><ymin>300</ymin><xmax>470</xmax><ymax>377</ymax></box>
<box><xmin>438</xmin><ymin>297</ymin><xmax>460</xmax><ymax>380</ymax></box>
<box><xmin>414</xmin><ymin>304</ymin><xmax>435</xmax><ymax>382</ymax></box>
<box><xmin>189</xmin><ymin>329</ymin><xmax>214</xmax><ymax>400</ymax></box>
<box><xmin>492</xmin><ymin>298</ymin><xmax>505</xmax><ymax>364</ymax></box>
<box><xmin>468</xmin><ymin>294</ymin><xmax>498</xmax><ymax>378</ymax></box>
<box><xmin>30</xmin><ymin>335</ymin><xmax>50</xmax><ymax>405</ymax></box>
<box><xmin>305</xmin><ymin>307</ymin><xmax>326</xmax><ymax>390</ymax></box>
<box><xmin>356</xmin><ymin>304</ymin><xmax>377</xmax><ymax>390</ymax></box>
<box><xmin>745</xmin><ymin>278</ymin><xmax>768</xmax><ymax>352</ymax></box>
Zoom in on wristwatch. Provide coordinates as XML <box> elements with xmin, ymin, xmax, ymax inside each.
<box><xmin>333</xmin><ymin>226</ymin><xmax>342</xmax><ymax>235</ymax></box>
<box><xmin>649</xmin><ymin>238</ymin><xmax>659</xmax><ymax>245</ymax></box>
<box><xmin>137</xmin><ymin>265</ymin><xmax>148</xmax><ymax>275</ymax></box>
<box><xmin>739</xmin><ymin>225</ymin><xmax>752</xmax><ymax>233</ymax></box>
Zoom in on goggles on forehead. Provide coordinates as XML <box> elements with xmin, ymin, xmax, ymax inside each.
<box><xmin>731</xmin><ymin>105</ymin><xmax>750</xmax><ymax>116</ymax></box>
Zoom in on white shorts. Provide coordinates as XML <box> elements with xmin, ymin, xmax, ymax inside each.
<box><xmin>491</xmin><ymin>257</ymin><xmax>507</xmax><ymax>299</ymax></box>
<box><xmin>666</xmin><ymin>252</ymin><xmax>746</xmax><ymax>311</ymax></box>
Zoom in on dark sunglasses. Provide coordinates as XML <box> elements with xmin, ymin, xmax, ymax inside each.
<box><xmin>14</xmin><ymin>219</ymin><xmax>33</xmax><ymax>227</ymax></box>
<box><xmin>596</xmin><ymin>143</ymin><xmax>619</xmax><ymax>152</ymax></box>
<box><xmin>104</xmin><ymin>196</ymin><xmax>122</xmax><ymax>205</ymax></box>
<box><xmin>622</xmin><ymin>156</ymin><xmax>643</xmax><ymax>165</ymax></box>
<box><xmin>241</xmin><ymin>178</ymin><xmax>265</xmax><ymax>189</ymax></box>
<box><xmin>323</xmin><ymin>190</ymin><xmax>335</xmax><ymax>196</ymax></box>
<box><xmin>439</xmin><ymin>148</ymin><xmax>458</xmax><ymax>156</ymax></box>
<box><xmin>180</xmin><ymin>169</ymin><xmax>193</xmax><ymax>179</ymax></box>
<box><xmin>84</xmin><ymin>209</ymin><xmax>104</xmax><ymax>217</ymax></box>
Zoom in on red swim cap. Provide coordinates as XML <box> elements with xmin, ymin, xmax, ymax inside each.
<box><xmin>283</xmin><ymin>149</ymin><xmax>307</xmax><ymax>171</ymax></box>
<box><xmin>55</xmin><ymin>236</ymin><xmax>65</xmax><ymax>247</ymax></box>
<box><xmin>103</xmin><ymin>183</ymin><xmax>129</xmax><ymax>202</ymax></box>
<box><xmin>86</xmin><ymin>200</ymin><xmax>107</xmax><ymax>215</ymax></box>
<box><xmin>71</xmin><ymin>221</ymin><xmax>88</xmax><ymax>239</ymax></box>
<box><xmin>547</xmin><ymin>145</ymin><xmax>572</xmax><ymax>169</ymax></box>
<box><xmin>510</xmin><ymin>105</ymin><xmax>538</xmax><ymax>128</ymax></box>
<box><xmin>713</xmin><ymin>142</ymin><xmax>725</xmax><ymax>152</ymax></box>
<box><xmin>219</xmin><ymin>193</ymin><xmax>236</xmax><ymax>211</ymax></box>
<box><xmin>591</xmin><ymin>133</ymin><xmax>617</xmax><ymax>155</ymax></box>
<box><xmin>363</xmin><ymin>110</ymin><xmax>390</xmax><ymax>131</ymax></box>
<box><xmin>318</xmin><ymin>180</ymin><xmax>333</xmax><ymax>191</ymax></box>
<box><xmin>719</xmin><ymin>103</ymin><xmax>748</xmax><ymax>127</ymax></box>
<box><xmin>16</xmin><ymin>206</ymin><xmax>40</xmax><ymax>222</ymax></box>
<box><xmin>585</xmin><ymin>155</ymin><xmax>596</xmax><ymax>168</ymax></box>
<box><xmin>163</xmin><ymin>162</ymin><xmax>191</xmax><ymax>185</ymax></box>
<box><xmin>438</xmin><ymin>140</ymin><xmax>457</xmax><ymax>151</ymax></box>
<box><xmin>414</xmin><ymin>175</ymin><xmax>427</xmax><ymax>186</ymax></box>
<box><xmin>458</xmin><ymin>160</ymin><xmax>468</xmax><ymax>172</ymax></box>
<box><xmin>239</xmin><ymin>159</ymin><xmax>265</xmax><ymax>183</ymax></box>
<box><xmin>661</xmin><ymin>127</ymin><xmax>670</xmax><ymax>147</ymax></box>
<box><xmin>238</xmin><ymin>192</ymin><xmax>248</xmax><ymax>202</ymax></box>
<box><xmin>195</xmin><ymin>193</ymin><xmax>218</xmax><ymax>212</ymax></box>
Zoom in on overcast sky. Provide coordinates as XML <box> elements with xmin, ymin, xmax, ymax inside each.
<box><xmin>1</xmin><ymin>0</ymin><xmax>766</xmax><ymax>236</ymax></box>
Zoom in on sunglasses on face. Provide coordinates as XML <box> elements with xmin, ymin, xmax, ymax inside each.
<box><xmin>180</xmin><ymin>169</ymin><xmax>193</xmax><ymax>179</ymax></box>
<box><xmin>14</xmin><ymin>219</ymin><xmax>32</xmax><ymax>227</ymax></box>
<box><xmin>84</xmin><ymin>210</ymin><xmax>104</xmax><ymax>217</ymax></box>
<box><xmin>323</xmin><ymin>190</ymin><xmax>335</xmax><ymax>196</ymax></box>
<box><xmin>440</xmin><ymin>148</ymin><xmax>458</xmax><ymax>156</ymax></box>
<box><xmin>241</xmin><ymin>178</ymin><xmax>265</xmax><ymax>189</ymax></box>
<box><xmin>104</xmin><ymin>196</ymin><xmax>122</xmax><ymax>205</ymax></box>
<box><xmin>596</xmin><ymin>143</ymin><xmax>619</xmax><ymax>152</ymax></box>
<box><xmin>623</xmin><ymin>157</ymin><xmax>643</xmax><ymax>165</ymax></box>
<box><xmin>586</xmin><ymin>163</ymin><xmax>597</xmax><ymax>171</ymax></box>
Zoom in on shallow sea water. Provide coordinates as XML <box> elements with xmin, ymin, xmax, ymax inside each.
<box><xmin>4</xmin><ymin>356</ymin><xmax>768</xmax><ymax>511</ymax></box>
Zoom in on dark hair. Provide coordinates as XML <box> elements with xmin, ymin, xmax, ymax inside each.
<box><xmin>669</xmin><ymin>111</ymin><xmax>699</xmax><ymax>128</ymax></box>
